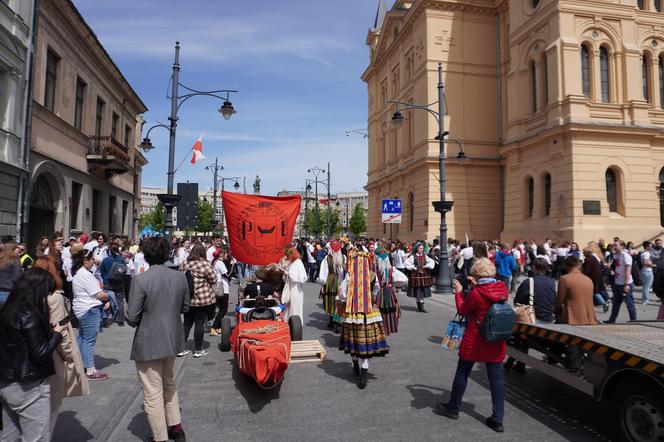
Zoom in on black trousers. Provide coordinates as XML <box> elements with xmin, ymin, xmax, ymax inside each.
<box><xmin>183</xmin><ymin>305</ymin><xmax>214</xmax><ymax>351</ymax></box>
<box><xmin>212</xmin><ymin>294</ymin><xmax>230</xmax><ymax>329</ymax></box>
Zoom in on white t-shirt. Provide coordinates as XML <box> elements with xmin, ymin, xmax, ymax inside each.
<box><xmin>62</xmin><ymin>246</ymin><xmax>73</xmax><ymax>282</ymax></box>
<box><xmin>133</xmin><ymin>252</ymin><xmax>150</xmax><ymax>275</ymax></box>
<box><xmin>177</xmin><ymin>248</ymin><xmax>190</xmax><ymax>266</ymax></box>
<box><xmin>92</xmin><ymin>246</ymin><xmax>108</xmax><ymax>278</ymax></box>
<box><xmin>543</xmin><ymin>243</ymin><xmax>552</xmax><ymax>256</ymax></box>
<box><xmin>213</xmin><ymin>259</ymin><xmax>230</xmax><ymax>294</ymax></box>
<box><xmin>306</xmin><ymin>244</ymin><xmax>316</xmax><ymax>263</ymax></box>
<box><xmin>206</xmin><ymin>246</ymin><xmax>217</xmax><ymax>262</ymax></box>
<box><xmin>391</xmin><ymin>249</ymin><xmax>405</xmax><ymax>268</ymax></box>
<box><xmin>641</xmin><ymin>251</ymin><xmax>652</xmax><ymax>270</ymax></box>
<box><xmin>460</xmin><ymin>246</ymin><xmax>473</xmax><ymax>260</ymax></box>
<box><xmin>613</xmin><ymin>251</ymin><xmax>633</xmax><ymax>285</ymax></box>
<box><xmin>72</xmin><ymin>268</ymin><xmax>103</xmax><ymax>318</ymax></box>
<box><xmin>83</xmin><ymin>240</ymin><xmax>98</xmax><ymax>252</ymax></box>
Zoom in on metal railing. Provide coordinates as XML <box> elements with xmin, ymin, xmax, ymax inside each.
<box><xmin>87</xmin><ymin>136</ymin><xmax>131</xmax><ymax>165</ymax></box>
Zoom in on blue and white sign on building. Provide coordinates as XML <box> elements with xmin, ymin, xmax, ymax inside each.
<box><xmin>381</xmin><ymin>199</ymin><xmax>402</xmax><ymax>224</ymax></box>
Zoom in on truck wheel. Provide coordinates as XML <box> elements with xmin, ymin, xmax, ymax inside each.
<box><xmin>220</xmin><ymin>317</ymin><xmax>232</xmax><ymax>352</ymax></box>
<box><xmin>610</xmin><ymin>377</ymin><xmax>664</xmax><ymax>442</ymax></box>
<box><xmin>289</xmin><ymin>315</ymin><xmax>303</xmax><ymax>341</ymax></box>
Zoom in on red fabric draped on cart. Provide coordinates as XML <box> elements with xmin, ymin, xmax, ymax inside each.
<box><xmin>231</xmin><ymin>320</ymin><xmax>291</xmax><ymax>386</ymax></box>
<box><xmin>222</xmin><ymin>192</ymin><xmax>301</xmax><ymax>265</ymax></box>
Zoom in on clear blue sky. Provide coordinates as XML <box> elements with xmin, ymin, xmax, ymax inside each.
<box><xmin>72</xmin><ymin>0</ymin><xmax>382</xmax><ymax>196</ymax></box>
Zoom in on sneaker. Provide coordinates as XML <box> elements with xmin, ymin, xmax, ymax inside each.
<box><xmin>209</xmin><ymin>328</ymin><xmax>219</xmax><ymax>336</ymax></box>
<box><xmin>433</xmin><ymin>402</ymin><xmax>459</xmax><ymax>420</ymax></box>
<box><xmin>86</xmin><ymin>370</ymin><xmax>108</xmax><ymax>381</ymax></box>
<box><xmin>168</xmin><ymin>425</ymin><xmax>187</xmax><ymax>442</ymax></box>
<box><xmin>602</xmin><ymin>303</ymin><xmax>610</xmax><ymax>313</ymax></box>
<box><xmin>485</xmin><ymin>417</ymin><xmax>504</xmax><ymax>433</ymax></box>
<box><xmin>176</xmin><ymin>350</ymin><xmax>191</xmax><ymax>357</ymax></box>
<box><xmin>193</xmin><ymin>350</ymin><xmax>209</xmax><ymax>358</ymax></box>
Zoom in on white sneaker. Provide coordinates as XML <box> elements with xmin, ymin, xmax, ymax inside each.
<box><xmin>176</xmin><ymin>350</ymin><xmax>191</xmax><ymax>357</ymax></box>
<box><xmin>193</xmin><ymin>350</ymin><xmax>209</xmax><ymax>358</ymax></box>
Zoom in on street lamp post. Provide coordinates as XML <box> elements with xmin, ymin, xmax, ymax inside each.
<box><xmin>389</xmin><ymin>63</ymin><xmax>453</xmax><ymax>293</ymax></box>
<box><xmin>307</xmin><ymin>166</ymin><xmax>331</xmax><ymax>238</ymax></box>
<box><xmin>139</xmin><ymin>41</ymin><xmax>237</xmax><ymax>242</ymax></box>
<box><xmin>206</xmin><ymin>157</ymin><xmax>224</xmax><ymax>232</ymax></box>
<box><xmin>214</xmin><ymin>176</ymin><xmax>241</xmax><ymax>238</ymax></box>
<box><xmin>304</xmin><ymin>182</ymin><xmax>312</xmax><ymax>238</ymax></box>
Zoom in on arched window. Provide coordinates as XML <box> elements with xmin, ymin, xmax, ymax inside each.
<box><xmin>606</xmin><ymin>168</ymin><xmax>619</xmax><ymax>213</ymax></box>
<box><xmin>600</xmin><ymin>46</ymin><xmax>610</xmax><ymax>103</ymax></box>
<box><xmin>643</xmin><ymin>53</ymin><xmax>651</xmax><ymax>103</ymax></box>
<box><xmin>543</xmin><ymin>174</ymin><xmax>552</xmax><ymax>216</ymax></box>
<box><xmin>526</xmin><ymin>177</ymin><xmax>534</xmax><ymax>219</ymax></box>
<box><xmin>409</xmin><ymin>192</ymin><xmax>414</xmax><ymax>231</ymax></box>
<box><xmin>581</xmin><ymin>45</ymin><xmax>591</xmax><ymax>97</ymax></box>
<box><xmin>660</xmin><ymin>56</ymin><xmax>664</xmax><ymax>109</ymax></box>
<box><xmin>530</xmin><ymin>60</ymin><xmax>537</xmax><ymax>113</ymax></box>
<box><xmin>638</xmin><ymin>0</ymin><xmax>644</xmax><ymax>9</ymax></box>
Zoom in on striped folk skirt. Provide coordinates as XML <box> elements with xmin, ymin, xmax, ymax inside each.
<box><xmin>338</xmin><ymin>311</ymin><xmax>389</xmax><ymax>358</ymax></box>
<box><xmin>375</xmin><ymin>286</ymin><xmax>400</xmax><ymax>335</ymax></box>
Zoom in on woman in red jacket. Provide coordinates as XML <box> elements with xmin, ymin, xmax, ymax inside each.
<box><xmin>435</xmin><ymin>258</ymin><xmax>507</xmax><ymax>433</ymax></box>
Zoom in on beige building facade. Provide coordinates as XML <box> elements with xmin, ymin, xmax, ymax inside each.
<box><xmin>29</xmin><ymin>0</ymin><xmax>147</xmax><ymax>248</ymax></box>
<box><xmin>363</xmin><ymin>0</ymin><xmax>664</xmax><ymax>246</ymax></box>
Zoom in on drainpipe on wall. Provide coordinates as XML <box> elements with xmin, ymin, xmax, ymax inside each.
<box><xmin>496</xmin><ymin>9</ymin><xmax>505</xmax><ymax>235</ymax></box>
<box><xmin>17</xmin><ymin>0</ymin><xmax>39</xmax><ymax>243</ymax></box>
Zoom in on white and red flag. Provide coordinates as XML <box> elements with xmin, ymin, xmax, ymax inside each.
<box><xmin>190</xmin><ymin>134</ymin><xmax>206</xmax><ymax>164</ymax></box>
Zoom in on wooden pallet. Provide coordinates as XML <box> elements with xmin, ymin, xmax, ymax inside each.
<box><xmin>290</xmin><ymin>340</ymin><xmax>326</xmax><ymax>363</ymax></box>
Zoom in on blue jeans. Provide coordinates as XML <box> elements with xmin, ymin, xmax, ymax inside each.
<box><xmin>593</xmin><ymin>290</ymin><xmax>609</xmax><ymax>306</ymax></box>
<box><xmin>308</xmin><ymin>262</ymin><xmax>317</xmax><ymax>281</ymax></box>
<box><xmin>447</xmin><ymin>358</ymin><xmax>504</xmax><ymax>423</ymax></box>
<box><xmin>609</xmin><ymin>283</ymin><xmax>637</xmax><ymax>322</ymax></box>
<box><xmin>77</xmin><ymin>306</ymin><xmax>102</xmax><ymax>369</ymax></box>
<box><xmin>0</xmin><ymin>290</ymin><xmax>9</xmax><ymax>308</ymax></box>
<box><xmin>640</xmin><ymin>268</ymin><xmax>654</xmax><ymax>303</ymax></box>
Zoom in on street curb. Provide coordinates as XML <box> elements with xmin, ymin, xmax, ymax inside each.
<box><xmin>95</xmin><ymin>357</ymin><xmax>187</xmax><ymax>441</ymax></box>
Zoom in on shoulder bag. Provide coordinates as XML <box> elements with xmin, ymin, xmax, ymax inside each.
<box><xmin>513</xmin><ymin>277</ymin><xmax>536</xmax><ymax>324</ymax></box>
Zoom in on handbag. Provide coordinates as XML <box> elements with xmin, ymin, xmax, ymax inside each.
<box><xmin>441</xmin><ymin>314</ymin><xmax>466</xmax><ymax>350</ymax></box>
<box><xmin>513</xmin><ymin>277</ymin><xmax>536</xmax><ymax>324</ymax></box>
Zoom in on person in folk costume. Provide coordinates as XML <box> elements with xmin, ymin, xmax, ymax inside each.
<box><xmin>373</xmin><ymin>246</ymin><xmax>407</xmax><ymax>335</ymax></box>
<box><xmin>279</xmin><ymin>246</ymin><xmax>307</xmax><ymax>321</ymax></box>
<box><xmin>317</xmin><ymin>240</ymin><xmax>346</xmax><ymax>331</ymax></box>
<box><xmin>366</xmin><ymin>242</ymin><xmax>376</xmax><ymax>270</ymax></box>
<box><xmin>405</xmin><ymin>242</ymin><xmax>435</xmax><ymax>312</ymax></box>
<box><xmin>337</xmin><ymin>250</ymin><xmax>389</xmax><ymax>389</ymax></box>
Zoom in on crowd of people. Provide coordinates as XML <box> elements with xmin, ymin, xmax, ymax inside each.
<box><xmin>0</xmin><ymin>229</ymin><xmax>660</xmax><ymax>440</ymax></box>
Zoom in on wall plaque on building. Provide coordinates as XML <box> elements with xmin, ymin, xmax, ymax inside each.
<box><xmin>583</xmin><ymin>200</ymin><xmax>601</xmax><ymax>215</ymax></box>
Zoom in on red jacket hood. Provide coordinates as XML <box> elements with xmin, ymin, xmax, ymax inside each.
<box><xmin>473</xmin><ymin>281</ymin><xmax>509</xmax><ymax>303</ymax></box>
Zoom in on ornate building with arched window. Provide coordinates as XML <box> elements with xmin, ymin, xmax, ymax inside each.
<box><xmin>363</xmin><ymin>0</ymin><xmax>664</xmax><ymax>245</ymax></box>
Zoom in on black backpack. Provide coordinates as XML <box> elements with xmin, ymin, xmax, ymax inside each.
<box><xmin>108</xmin><ymin>260</ymin><xmax>129</xmax><ymax>291</ymax></box>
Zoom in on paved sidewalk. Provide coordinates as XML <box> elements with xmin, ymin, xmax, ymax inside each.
<box><xmin>51</xmin><ymin>283</ymin><xmax>661</xmax><ymax>441</ymax></box>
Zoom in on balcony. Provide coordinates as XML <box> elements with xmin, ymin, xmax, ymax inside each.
<box><xmin>87</xmin><ymin>136</ymin><xmax>132</xmax><ymax>178</ymax></box>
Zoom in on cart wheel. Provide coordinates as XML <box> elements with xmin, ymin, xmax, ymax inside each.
<box><xmin>609</xmin><ymin>377</ymin><xmax>664</xmax><ymax>442</ymax></box>
<box><xmin>220</xmin><ymin>317</ymin><xmax>232</xmax><ymax>352</ymax></box>
<box><xmin>289</xmin><ymin>315</ymin><xmax>303</xmax><ymax>341</ymax></box>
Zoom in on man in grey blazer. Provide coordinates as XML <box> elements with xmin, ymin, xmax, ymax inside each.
<box><xmin>127</xmin><ymin>237</ymin><xmax>190</xmax><ymax>442</ymax></box>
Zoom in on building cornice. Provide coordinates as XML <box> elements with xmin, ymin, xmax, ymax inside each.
<box><xmin>40</xmin><ymin>0</ymin><xmax>148</xmax><ymax>114</ymax></box>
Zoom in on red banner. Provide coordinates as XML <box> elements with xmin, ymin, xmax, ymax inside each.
<box><xmin>222</xmin><ymin>192</ymin><xmax>301</xmax><ymax>265</ymax></box>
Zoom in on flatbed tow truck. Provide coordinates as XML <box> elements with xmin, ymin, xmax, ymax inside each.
<box><xmin>507</xmin><ymin>321</ymin><xmax>664</xmax><ymax>442</ymax></box>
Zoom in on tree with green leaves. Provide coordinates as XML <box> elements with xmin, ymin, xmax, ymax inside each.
<box><xmin>348</xmin><ymin>203</ymin><xmax>366</xmax><ymax>239</ymax></box>
<box><xmin>139</xmin><ymin>202</ymin><xmax>164</xmax><ymax>232</ymax></box>
<box><xmin>196</xmin><ymin>198</ymin><xmax>213</xmax><ymax>234</ymax></box>
<box><xmin>305</xmin><ymin>207</ymin><xmax>342</xmax><ymax>238</ymax></box>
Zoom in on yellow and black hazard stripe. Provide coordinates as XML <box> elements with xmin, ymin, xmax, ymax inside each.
<box><xmin>512</xmin><ymin>323</ymin><xmax>664</xmax><ymax>379</ymax></box>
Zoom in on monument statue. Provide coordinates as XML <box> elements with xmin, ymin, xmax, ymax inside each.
<box><xmin>253</xmin><ymin>175</ymin><xmax>261</xmax><ymax>194</ymax></box>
